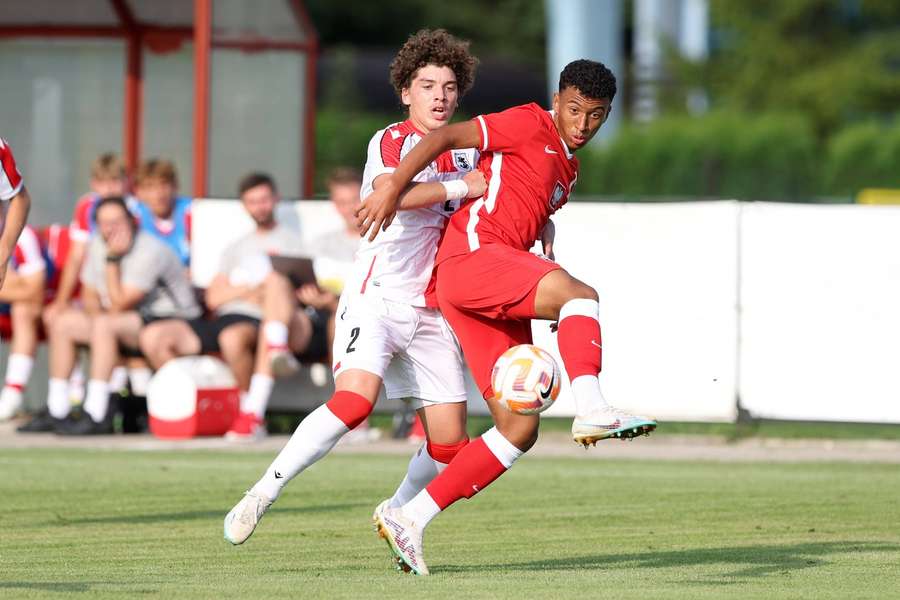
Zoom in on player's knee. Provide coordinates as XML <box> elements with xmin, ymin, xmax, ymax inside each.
<box><xmin>567</xmin><ymin>279</ymin><xmax>598</xmax><ymax>302</ymax></box>
<box><xmin>427</xmin><ymin>437</ymin><xmax>469</xmax><ymax>463</ymax></box>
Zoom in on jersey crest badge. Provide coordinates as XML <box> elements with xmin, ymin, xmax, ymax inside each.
<box><xmin>452</xmin><ymin>150</ymin><xmax>472</xmax><ymax>172</ymax></box>
<box><xmin>550</xmin><ymin>181</ymin><xmax>566</xmax><ymax>210</ymax></box>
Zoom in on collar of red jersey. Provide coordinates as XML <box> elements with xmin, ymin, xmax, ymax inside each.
<box><xmin>546</xmin><ymin>110</ymin><xmax>574</xmax><ymax>159</ymax></box>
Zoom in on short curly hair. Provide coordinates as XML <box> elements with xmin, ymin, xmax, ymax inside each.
<box><xmin>559</xmin><ymin>59</ymin><xmax>617</xmax><ymax>101</ymax></box>
<box><xmin>389</xmin><ymin>29</ymin><xmax>478</xmax><ymax>98</ymax></box>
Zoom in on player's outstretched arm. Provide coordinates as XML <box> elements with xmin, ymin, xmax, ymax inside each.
<box><xmin>0</xmin><ymin>187</ymin><xmax>31</xmax><ymax>288</ymax></box>
<box><xmin>372</xmin><ymin>169</ymin><xmax>486</xmax><ymax>212</ymax></box>
<box><xmin>356</xmin><ymin>121</ymin><xmax>482</xmax><ymax>241</ymax></box>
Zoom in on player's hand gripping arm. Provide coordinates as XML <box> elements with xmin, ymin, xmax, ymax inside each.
<box><xmin>0</xmin><ymin>187</ymin><xmax>31</xmax><ymax>289</ymax></box>
<box><xmin>356</xmin><ymin>121</ymin><xmax>483</xmax><ymax>241</ymax></box>
<box><xmin>371</xmin><ymin>169</ymin><xmax>486</xmax><ymax>212</ymax></box>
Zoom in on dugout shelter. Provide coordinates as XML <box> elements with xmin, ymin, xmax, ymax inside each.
<box><xmin>0</xmin><ymin>0</ymin><xmax>317</xmax><ymax>225</ymax></box>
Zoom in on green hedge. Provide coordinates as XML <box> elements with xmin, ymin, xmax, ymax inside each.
<box><xmin>315</xmin><ymin>109</ymin><xmax>900</xmax><ymax>201</ymax></box>
<box><xmin>314</xmin><ymin>109</ymin><xmax>395</xmax><ymax>194</ymax></box>
<box><xmin>576</xmin><ymin>113</ymin><xmax>819</xmax><ymax>200</ymax></box>
<box><xmin>825</xmin><ymin>120</ymin><xmax>900</xmax><ymax>196</ymax></box>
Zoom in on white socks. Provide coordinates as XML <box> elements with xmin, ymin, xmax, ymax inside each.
<box><xmin>243</xmin><ymin>374</ymin><xmax>274</xmax><ymax>419</ymax></box>
<box><xmin>402</xmin><ymin>489</ymin><xmax>442</xmax><ymax>530</ymax></box>
<box><xmin>46</xmin><ymin>378</ymin><xmax>71</xmax><ymax>419</ymax></box>
<box><xmin>83</xmin><ymin>379</ymin><xmax>110</xmax><ymax>423</ymax></box>
<box><xmin>481</xmin><ymin>426</ymin><xmax>524</xmax><ymax>468</ymax></box>
<box><xmin>128</xmin><ymin>367</ymin><xmax>153</xmax><ymax>397</ymax></box>
<box><xmin>388</xmin><ymin>445</ymin><xmax>448</xmax><ymax>508</ymax></box>
<box><xmin>5</xmin><ymin>353</ymin><xmax>33</xmax><ymax>388</ymax></box>
<box><xmin>571</xmin><ymin>375</ymin><xmax>610</xmax><ymax>415</ymax></box>
<box><xmin>263</xmin><ymin>321</ymin><xmax>289</xmax><ymax>348</ymax></box>
<box><xmin>109</xmin><ymin>366</ymin><xmax>129</xmax><ymax>393</ymax></box>
<box><xmin>251</xmin><ymin>404</ymin><xmax>349</xmax><ymax>501</ymax></box>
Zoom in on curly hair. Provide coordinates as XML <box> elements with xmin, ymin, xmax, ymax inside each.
<box><xmin>558</xmin><ymin>59</ymin><xmax>617</xmax><ymax>101</ymax></box>
<box><xmin>389</xmin><ymin>29</ymin><xmax>478</xmax><ymax>98</ymax></box>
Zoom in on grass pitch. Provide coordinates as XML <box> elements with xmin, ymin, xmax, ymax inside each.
<box><xmin>2</xmin><ymin>447</ymin><xmax>899</xmax><ymax>599</ymax></box>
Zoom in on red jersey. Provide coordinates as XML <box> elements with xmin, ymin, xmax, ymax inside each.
<box><xmin>0</xmin><ymin>137</ymin><xmax>24</xmax><ymax>201</ymax></box>
<box><xmin>435</xmin><ymin>103</ymin><xmax>578</xmax><ymax>265</ymax></box>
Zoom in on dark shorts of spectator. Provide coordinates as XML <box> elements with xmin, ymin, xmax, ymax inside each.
<box><xmin>187</xmin><ymin>314</ymin><xmax>262</xmax><ymax>354</ymax></box>
<box><xmin>117</xmin><ymin>314</ymin><xmax>175</xmax><ymax>358</ymax></box>
<box><xmin>295</xmin><ymin>306</ymin><xmax>330</xmax><ymax>364</ymax></box>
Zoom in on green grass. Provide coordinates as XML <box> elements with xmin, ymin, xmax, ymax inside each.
<box><xmin>275</xmin><ymin>412</ymin><xmax>900</xmax><ymax>441</ymax></box>
<box><xmin>3</xmin><ymin>448</ymin><xmax>899</xmax><ymax>599</ymax></box>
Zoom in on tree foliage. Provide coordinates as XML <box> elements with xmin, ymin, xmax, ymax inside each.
<box><xmin>679</xmin><ymin>0</ymin><xmax>900</xmax><ymax>137</ymax></box>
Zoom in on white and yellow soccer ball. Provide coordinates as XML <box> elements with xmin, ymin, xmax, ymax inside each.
<box><xmin>491</xmin><ymin>344</ymin><xmax>561</xmax><ymax>415</ymax></box>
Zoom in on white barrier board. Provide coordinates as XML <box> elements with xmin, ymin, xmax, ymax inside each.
<box><xmin>739</xmin><ymin>202</ymin><xmax>900</xmax><ymax>423</ymax></box>
<box><xmin>535</xmin><ymin>202</ymin><xmax>739</xmax><ymax>422</ymax></box>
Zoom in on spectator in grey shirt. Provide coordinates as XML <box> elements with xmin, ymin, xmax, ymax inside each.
<box><xmin>46</xmin><ymin>196</ymin><xmax>200</xmax><ymax>435</ymax></box>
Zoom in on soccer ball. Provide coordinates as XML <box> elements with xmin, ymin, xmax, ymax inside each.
<box><xmin>491</xmin><ymin>344</ymin><xmax>561</xmax><ymax>415</ymax></box>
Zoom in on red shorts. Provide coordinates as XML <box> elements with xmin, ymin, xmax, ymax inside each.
<box><xmin>435</xmin><ymin>244</ymin><xmax>560</xmax><ymax>398</ymax></box>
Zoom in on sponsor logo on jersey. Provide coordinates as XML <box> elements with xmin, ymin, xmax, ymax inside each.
<box><xmin>550</xmin><ymin>181</ymin><xmax>566</xmax><ymax>210</ymax></box>
<box><xmin>452</xmin><ymin>150</ymin><xmax>472</xmax><ymax>171</ymax></box>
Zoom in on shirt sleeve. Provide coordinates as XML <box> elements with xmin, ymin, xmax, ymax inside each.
<box><xmin>68</xmin><ymin>195</ymin><xmax>94</xmax><ymax>243</ymax></box>
<box><xmin>0</xmin><ymin>138</ymin><xmax>24</xmax><ymax>201</ymax></box>
<box><xmin>361</xmin><ymin>126</ymin><xmax>402</xmax><ymax>199</ymax></box>
<box><xmin>121</xmin><ymin>240</ymin><xmax>168</xmax><ymax>292</ymax></box>
<box><xmin>12</xmin><ymin>227</ymin><xmax>46</xmax><ymax>276</ymax></box>
<box><xmin>474</xmin><ymin>104</ymin><xmax>543</xmax><ymax>154</ymax></box>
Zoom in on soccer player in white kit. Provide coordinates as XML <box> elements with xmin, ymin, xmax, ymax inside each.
<box><xmin>223</xmin><ymin>29</ymin><xmax>485</xmax><ymax>551</ymax></box>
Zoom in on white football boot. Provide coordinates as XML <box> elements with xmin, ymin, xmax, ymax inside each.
<box><xmin>372</xmin><ymin>498</ymin><xmax>390</xmax><ymax>524</ymax></box>
<box><xmin>0</xmin><ymin>386</ymin><xmax>23</xmax><ymax>421</ymax></box>
<box><xmin>374</xmin><ymin>507</ymin><xmax>429</xmax><ymax>576</ymax></box>
<box><xmin>224</xmin><ymin>490</ymin><xmax>273</xmax><ymax>545</ymax></box>
<box><xmin>572</xmin><ymin>407</ymin><xmax>657</xmax><ymax>447</ymax></box>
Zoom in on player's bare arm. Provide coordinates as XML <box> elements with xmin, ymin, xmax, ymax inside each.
<box><xmin>540</xmin><ymin>219</ymin><xmax>556</xmax><ymax>261</ymax></box>
<box><xmin>81</xmin><ymin>285</ymin><xmax>103</xmax><ymax>316</ymax></box>
<box><xmin>104</xmin><ymin>261</ymin><xmax>145</xmax><ymax>313</ymax></box>
<box><xmin>47</xmin><ymin>239</ymin><xmax>87</xmax><ymax>316</ymax></box>
<box><xmin>369</xmin><ymin>169</ymin><xmax>486</xmax><ymax>212</ymax></box>
<box><xmin>205</xmin><ymin>273</ymin><xmax>258</xmax><ymax>311</ymax></box>
<box><xmin>103</xmin><ymin>229</ymin><xmax>145</xmax><ymax>312</ymax></box>
<box><xmin>0</xmin><ymin>187</ymin><xmax>31</xmax><ymax>288</ymax></box>
<box><xmin>357</xmin><ymin>120</ymin><xmax>483</xmax><ymax>241</ymax></box>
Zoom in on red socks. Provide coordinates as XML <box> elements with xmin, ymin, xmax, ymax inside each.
<box><xmin>325</xmin><ymin>390</ymin><xmax>373</xmax><ymax>430</ymax></box>
<box><xmin>557</xmin><ymin>298</ymin><xmax>602</xmax><ymax>379</ymax></box>
<box><xmin>424</xmin><ymin>428</ymin><xmax>523</xmax><ymax>510</ymax></box>
<box><xmin>427</xmin><ymin>438</ymin><xmax>470</xmax><ymax>465</ymax></box>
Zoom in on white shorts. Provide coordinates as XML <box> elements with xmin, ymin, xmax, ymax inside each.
<box><xmin>332</xmin><ymin>293</ymin><xmax>467</xmax><ymax>407</ymax></box>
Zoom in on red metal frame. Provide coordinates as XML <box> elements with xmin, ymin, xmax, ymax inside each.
<box><xmin>192</xmin><ymin>0</ymin><xmax>212</xmax><ymax>198</ymax></box>
<box><xmin>0</xmin><ymin>0</ymin><xmax>318</xmax><ymax>198</ymax></box>
<box><xmin>290</xmin><ymin>0</ymin><xmax>319</xmax><ymax>197</ymax></box>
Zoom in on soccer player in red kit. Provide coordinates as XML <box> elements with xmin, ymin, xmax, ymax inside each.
<box><xmin>358</xmin><ymin>59</ymin><xmax>656</xmax><ymax>574</ymax></box>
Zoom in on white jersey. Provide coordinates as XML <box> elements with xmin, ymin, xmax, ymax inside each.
<box><xmin>349</xmin><ymin>119</ymin><xmax>479</xmax><ymax>307</ymax></box>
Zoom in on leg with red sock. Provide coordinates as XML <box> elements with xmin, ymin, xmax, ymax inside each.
<box><xmin>557</xmin><ymin>297</ymin><xmax>657</xmax><ymax>445</ymax></box>
<box><xmin>386</xmin><ymin>437</ymin><xmax>469</xmax><ymax>509</ymax></box>
<box><xmin>375</xmin><ymin>427</ymin><xmax>524</xmax><ymax>575</ymax></box>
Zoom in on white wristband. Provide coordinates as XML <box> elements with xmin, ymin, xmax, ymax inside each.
<box><xmin>440</xmin><ymin>179</ymin><xmax>469</xmax><ymax>201</ymax></box>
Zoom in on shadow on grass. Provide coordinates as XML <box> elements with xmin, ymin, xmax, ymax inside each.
<box><xmin>438</xmin><ymin>541</ymin><xmax>899</xmax><ymax>581</ymax></box>
<box><xmin>47</xmin><ymin>502</ymin><xmax>366</xmax><ymax>527</ymax></box>
<box><xmin>0</xmin><ymin>581</ymin><xmax>94</xmax><ymax>593</ymax></box>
